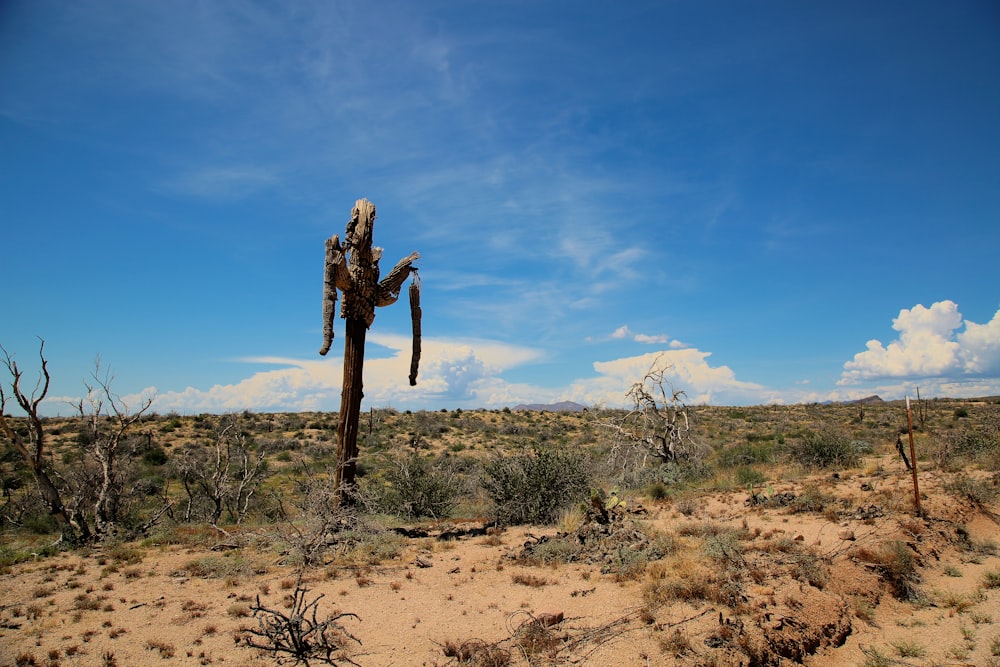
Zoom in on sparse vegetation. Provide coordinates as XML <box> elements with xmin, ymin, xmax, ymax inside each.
<box><xmin>4</xmin><ymin>379</ymin><xmax>1000</xmax><ymax>665</ymax></box>
<box><xmin>243</xmin><ymin>573</ymin><xmax>361</xmax><ymax>666</ymax></box>
<box><xmin>481</xmin><ymin>447</ymin><xmax>590</xmax><ymax>525</ymax></box>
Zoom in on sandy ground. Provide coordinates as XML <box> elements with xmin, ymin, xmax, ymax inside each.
<box><xmin>3</xmin><ymin>461</ymin><xmax>1000</xmax><ymax>666</ymax></box>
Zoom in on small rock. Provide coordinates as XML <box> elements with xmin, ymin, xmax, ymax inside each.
<box><xmin>838</xmin><ymin>529</ymin><xmax>856</xmax><ymax>541</ymax></box>
<box><xmin>537</xmin><ymin>612</ymin><xmax>564</xmax><ymax>627</ymax></box>
<box><xmin>793</xmin><ymin>534</ymin><xmax>805</xmax><ymax>541</ymax></box>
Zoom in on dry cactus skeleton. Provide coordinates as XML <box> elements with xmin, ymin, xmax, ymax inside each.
<box><xmin>320</xmin><ymin>198</ymin><xmax>421</xmax><ymax>500</ymax></box>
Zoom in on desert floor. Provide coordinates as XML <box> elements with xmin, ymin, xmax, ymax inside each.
<box><xmin>3</xmin><ymin>458</ymin><xmax>1000</xmax><ymax>666</ymax></box>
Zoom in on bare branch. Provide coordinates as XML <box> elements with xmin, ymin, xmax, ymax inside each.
<box><xmin>599</xmin><ymin>356</ymin><xmax>704</xmax><ymax>483</ymax></box>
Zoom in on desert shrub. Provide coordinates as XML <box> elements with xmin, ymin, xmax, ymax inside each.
<box><xmin>372</xmin><ymin>454</ymin><xmax>461</xmax><ymax>519</ymax></box>
<box><xmin>442</xmin><ymin>639</ymin><xmax>511</xmax><ymax>666</ymax></box>
<box><xmin>625</xmin><ymin>460</ymin><xmax>712</xmax><ymax>491</ymax></box>
<box><xmin>790</xmin><ymin>550</ymin><xmax>829</xmax><ymax>588</ymax></box>
<box><xmin>982</xmin><ymin>569</ymin><xmax>1000</xmax><ymax>589</ymax></box>
<box><xmin>645</xmin><ymin>481</ymin><xmax>669</xmax><ymax>500</ymax></box>
<box><xmin>938</xmin><ymin>416</ymin><xmax>1000</xmax><ymax>469</ymax></box>
<box><xmin>481</xmin><ymin>448</ymin><xmax>590</xmax><ymax>526</ymax></box>
<box><xmin>734</xmin><ymin>465</ymin><xmax>767</xmax><ymax>486</ymax></box>
<box><xmin>244</xmin><ymin>574</ymin><xmax>360</xmax><ymax>666</ymax></box>
<box><xmin>717</xmin><ymin>441</ymin><xmax>776</xmax><ymax>467</ymax></box>
<box><xmin>790</xmin><ymin>428</ymin><xmax>860</xmax><ymax>469</ymax></box>
<box><xmin>140</xmin><ymin>446</ymin><xmax>168</xmax><ymax>466</ymax></box>
<box><xmin>787</xmin><ymin>483</ymin><xmax>836</xmax><ymax>514</ymax></box>
<box><xmin>945</xmin><ymin>474</ymin><xmax>999</xmax><ymax>506</ymax></box>
<box><xmin>857</xmin><ymin>540</ymin><xmax>919</xmax><ymax>600</ymax></box>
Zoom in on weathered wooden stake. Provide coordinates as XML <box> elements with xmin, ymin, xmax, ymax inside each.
<box><xmin>320</xmin><ymin>198</ymin><xmax>420</xmax><ymax>503</ymax></box>
<box><xmin>905</xmin><ymin>397</ymin><xmax>922</xmax><ymax>516</ymax></box>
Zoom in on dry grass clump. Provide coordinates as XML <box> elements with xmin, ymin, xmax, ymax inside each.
<box><xmin>441</xmin><ymin>638</ymin><xmax>511</xmax><ymax>666</ymax></box>
<box><xmin>855</xmin><ymin>540</ymin><xmax>920</xmax><ymax>600</ymax></box>
<box><xmin>512</xmin><ymin>615</ymin><xmax>563</xmax><ymax>660</ymax></box>
<box><xmin>659</xmin><ymin>628</ymin><xmax>693</xmax><ymax>657</ymax></box>
<box><xmin>511</xmin><ymin>572</ymin><xmax>549</xmax><ymax>587</ymax></box>
<box><xmin>785</xmin><ymin>482</ymin><xmax>837</xmax><ymax>514</ymax></box>
<box><xmin>644</xmin><ymin>552</ymin><xmax>724</xmax><ymax>607</ymax></box>
<box><xmin>983</xmin><ymin>569</ymin><xmax>1000</xmax><ymax>589</ymax></box>
<box><xmin>145</xmin><ymin>639</ymin><xmax>176</xmax><ymax>658</ymax></box>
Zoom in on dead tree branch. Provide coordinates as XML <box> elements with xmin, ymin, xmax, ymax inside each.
<box><xmin>0</xmin><ymin>340</ymin><xmax>88</xmax><ymax>541</ymax></box>
<box><xmin>244</xmin><ymin>572</ymin><xmax>361</xmax><ymax>666</ymax></box>
<box><xmin>600</xmin><ymin>356</ymin><xmax>704</xmax><ymax>480</ymax></box>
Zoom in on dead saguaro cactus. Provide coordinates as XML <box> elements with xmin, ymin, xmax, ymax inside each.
<box><xmin>320</xmin><ymin>198</ymin><xmax>420</xmax><ymax>502</ymax></box>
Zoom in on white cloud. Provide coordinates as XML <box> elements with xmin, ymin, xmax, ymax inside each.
<box><xmin>610</xmin><ymin>325</ymin><xmax>631</xmax><ymax>339</ymax></box>
<box><xmin>958</xmin><ymin>308</ymin><xmax>1000</xmax><ymax>375</ymax></box>
<box><xmin>164</xmin><ymin>165</ymin><xmax>280</xmax><ymax>199</ymax></box>
<box><xmin>839</xmin><ymin>301</ymin><xmax>1000</xmax><ymax>385</ymax></box>
<box><xmin>137</xmin><ymin>334</ymin><xmax>544</xmax><ymax>414</ymax></box>
<box><xmin>564</xmin><ymin>349</ymin><xmax>767</xmax><ymax>408</ymax></box>
<box><xmin>605</xmin><ymin>325</ymin><xmax>671</xmax><ymax>345</ymax></box>
<box><xmin>94</xmin><ymin>333</ymin><xmax>774</xmax><ymax>415</ymax></box>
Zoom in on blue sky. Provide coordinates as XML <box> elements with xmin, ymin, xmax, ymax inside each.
<box><xmin>2</xmin><ymin>1</ymin><xmax>998</xmax><ymax>416</ymax></box>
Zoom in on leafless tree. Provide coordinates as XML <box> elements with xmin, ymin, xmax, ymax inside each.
<box><xmin>0</xmin><ymin>340</ymin><xmax>89</xmax><ymax>541</ymax></box>
<box><xmin>601</xmin><ymin>356</ymin><xmax>705</xmax><ymax>479</ymax></box>
<box><xmin>2</xmin><ymin>341</ymin><xmax>172</xmax><ymax>542</ymax></box>
<box><xmin>173</xmin><ymin>416</ymin><xmax>269</xmax><ymax>526</ymax></box>
<box><xmin>73</xmin><ymin>359</ymin><xmax>159</xmax><ymax>539</ymax></box>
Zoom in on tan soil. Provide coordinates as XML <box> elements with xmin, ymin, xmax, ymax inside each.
<box><xmin>3</xmin><ymin>459</ymin><xmax>1000</xmax><ymax>666</ymax></box>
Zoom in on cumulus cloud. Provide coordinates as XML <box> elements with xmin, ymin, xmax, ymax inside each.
<box><xmin>137</xmin><ymin>334</ymin><xmax>544</xmax><ymax>414</ymax></box>
<box><xmin>605</xmin><ymin>325</ymin><xmax>672</xmax><ymax>345</ymax></box>
<box><xmin>566</xmin><ymin>349</ymin><xmax>768</xmax><ymax>407</ymax></box>
<box><xmin>839</xmin><ymin>301</ymin><xmax>1000</xmax><ymax>385</ymax></box>
<box><xmin>91</xmin><ymin>331</ymin><xmax>774</xmax><ymax>415</ymax></box>
<box><xmin>610</xmin><ymin>325</ymin><xmax>631</xmax><ymax>339</ymax></box>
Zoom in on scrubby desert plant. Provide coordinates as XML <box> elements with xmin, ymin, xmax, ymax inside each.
<box><xmin>601</xmin><ymin>358</ymin><xmax>706</xmax><ymax>485</ymax></box>
<box><xmin>368</xmin><ymin>453</ymin><xmax>460</xmax><ymax>519</ymax></box>
<box><xmin>945</xmin><ymin>473</ymin><xmax>999</xmax><ymax>506</ymax></box>
<box><xmin>936</xmin><ymin>414</ymin><xmax>1000</xmax><ymax>469</ymax></box>
<box><xmin>858</xmin><ymin>540</ymin><xmax>919</xmax><ymax>600</ymax></box>
<box><xmin>481</xmin><ymin>448</ymin><xmax>589</xmax><ymax>525</ymax></box>
<box><xmin>790</xmin><ymin>428</ymin><xmax>860</xmax><ymax>469</ymax></box>
<box><xmin>244</xmin><ymin>573</ymin><xmax>360</xmax><ymax>666</ymax></box>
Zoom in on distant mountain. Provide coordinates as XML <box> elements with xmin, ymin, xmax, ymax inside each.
<box><xmin>852</xmin><ymin>395</ymin><xmax>884</xmax><ymax>404</ymax></box>
<box><xmin>511</xmin><ymin>401</ymin><xmax>588</xmax><ymax>412</ymax></box>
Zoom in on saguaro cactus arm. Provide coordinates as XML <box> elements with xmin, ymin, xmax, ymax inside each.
<box><xmin>376</xmin><ymin>251</ymin><xmax>421</xmax><ymax>307</ymax></box>
<box><xmin>319</xmin><ymin>235</ymin><xmax>351</xmax><ymax>356</ymax></box>
<box><xmin>409</xmin><ymin>276</ymin><xmax>421</xmax><ymax>386</ymax></box>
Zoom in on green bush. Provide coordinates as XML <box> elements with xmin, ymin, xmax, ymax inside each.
<box><xmin>717</xmin><ymin>441</ymin><xmax>775</xmax><ymax>467</ymax></box>
<box><xmin>481</xmin><ymin>448</ymin><xmax>590</xmax><ymax>525</ymax></box>
<box><xmin>734</xmin><ymin>466</ymin><xmax>766</xmax><ymax>486</ymax></box>
<box><xmin>940</xmin><ymin>417</ymin><xmax>999</xmax><ymax>468</ymax></box>
<box><xmin>791</xmin><ymin>428</ymin><xmax>860</xmax><ymax>469</ymax></box>
<box><xmin>945</xmin><ymin>474</ymin><xmax>998</xmax><ymax>506</ymax></box>
<box><xmin>141</xmin><ymin>447</ymin><xmax>168</xmax><ymax>466</ymax></box>
<box><xmin>629</xmin><ymin>460</ymin><xmax>712</xmax><ymax>491</ymax></box>
<box><xmin>376</xmin><ymin>454</ymin><xmax>460</xmax><ymax>520</ymax></box>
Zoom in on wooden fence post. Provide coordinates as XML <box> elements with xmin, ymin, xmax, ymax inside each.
<box><xmin>905</xmin><ymin>397</ymin><xmax>922</xmax><ymax>516</ymax></box>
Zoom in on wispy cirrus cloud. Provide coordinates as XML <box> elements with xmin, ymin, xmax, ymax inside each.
<box><xmin>162</xmin><ymin>165</ymin><xmax>281</xmax><ymax>199</ymax></box>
